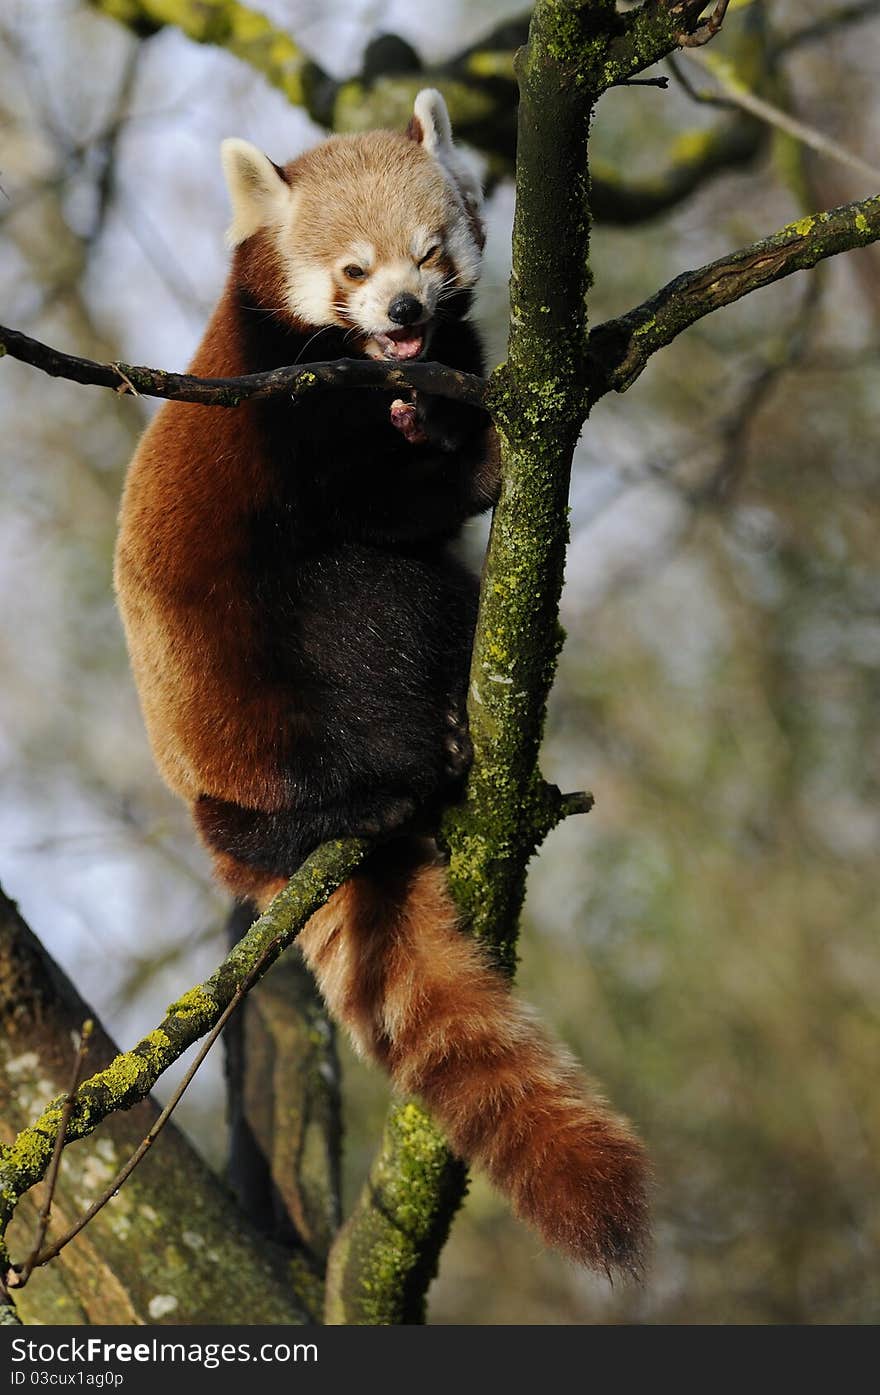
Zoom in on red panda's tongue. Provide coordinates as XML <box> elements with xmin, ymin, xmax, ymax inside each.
<box><xmin>377</xmin><ymin>326</ymin><xmax>425</xmax><ymax>360</ymax></box>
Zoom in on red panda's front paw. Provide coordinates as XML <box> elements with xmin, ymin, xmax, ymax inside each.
<box><xmin>390</xmin><ymin>398</ymin><xmax>429</xmax><ymax>446</ymax></box>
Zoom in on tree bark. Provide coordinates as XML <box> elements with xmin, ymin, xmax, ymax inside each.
<box><xmin>0</xmin><ymin>887</ymin><xmax>310</xmax><ymax>1324</ymax></box>
<box><xmin>225</xmin><ymin>904</ymin><xmax>342</xmax><ymax>1290</ymax></box>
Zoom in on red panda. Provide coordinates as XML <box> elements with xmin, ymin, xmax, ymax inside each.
<box><xmin>114</xmin><ymin>89</ymin><xmax>647</xmax><ymax>1275</ymax></box>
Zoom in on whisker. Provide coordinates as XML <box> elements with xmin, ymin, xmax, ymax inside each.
<box><xmin>293</xmin><ymin>324</ymin><xmax>335</xmax><ymax>364</ymax></box>
<box><xmin>241</xmin><ymin>304</ymin><xmax>291</xmax><ymax>318</ymax></box>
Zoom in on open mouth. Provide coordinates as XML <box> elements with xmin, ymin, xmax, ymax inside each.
<box><xmin>366</xmin><ymin>324</ymin><xmax>428</xmax><ymax>361</ymax></box>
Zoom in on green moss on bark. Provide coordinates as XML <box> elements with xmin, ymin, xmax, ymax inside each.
<box><xmin>324</xmin><ymin>1103</ymin><xmax>465</xmax><ymax>1326</ymax></box>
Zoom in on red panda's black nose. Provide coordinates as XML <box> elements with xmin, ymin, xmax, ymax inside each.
<box><xmin>388</xmin><ymin>294</ymin><xmax>423</xmax><ymax>325</ymax></box>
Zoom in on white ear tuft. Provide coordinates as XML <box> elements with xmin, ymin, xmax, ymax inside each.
<box><xmin>221</xmin><ymin>138</ymin><xmax>291</xmax><ymax>247</ymax></box>
<box><xmin>409</xmin><ymin>88</ymin><xmax>485</xmax><ymax>247</ymax></box>
<box><xmin>411</xmin><ymin>88</ymin><xmax>454</xmax><ymax>160</ymax></box>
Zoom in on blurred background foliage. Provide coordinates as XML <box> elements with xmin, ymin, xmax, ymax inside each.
<box><xmin>1</xmin><ymin>0</ymin><xmax>878</xmax><ymax>1323</ymax></box>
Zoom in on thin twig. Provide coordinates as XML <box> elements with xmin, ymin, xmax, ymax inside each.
<box><xmin>22</xmin><ymin>945</ymin><xmax>279</xmax><ymax>1275</ymax></box>
<box><xmin>677</xmin><ymin>0</ymin><xmax>732</xmax><ymax>48</ymax></box>
<box><xmin>9</xmin><ymin>1022</ymin><xmax>94</xmax><ymax>1289</ymax></box>
<box><xmin>688</xmin><ymin>270</ymin><xmax>825</xmax><ymax>506</ymax></box>
<box><xmin>615</xmin><ymin>75</ymin><xmax>670</xmax><ymax>88</ymax></box>
<box><xmin>666</xmin><ymin>51</ymin><xmax>736</xmax><ymax>108</ymax></box>
<box><xmin>560</xmin><ymin>791</ymin><xmax>596</xmax><ymax>817</ymax></box>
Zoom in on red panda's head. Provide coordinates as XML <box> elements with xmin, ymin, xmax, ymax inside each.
<box><xmin>221</xmin><ymin>90</ymin><xmax>484</xmax><ymax>363</ymax></box>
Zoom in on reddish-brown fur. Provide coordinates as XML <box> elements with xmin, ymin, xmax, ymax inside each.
<box><xmin>289</xmin><ymin>843</ymin><xmax>648</xmax><ymax>1273</ymax></box>
<box><xmin>115</xmin><ymin>236</ymin><xmax>301</xmax><ymax>812</ymax></box>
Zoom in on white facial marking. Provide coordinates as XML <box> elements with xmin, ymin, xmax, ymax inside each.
<box><xmin>287</xmin><ymin>260</ymin><xmax>336</xmax><ymax>325</ymax></box>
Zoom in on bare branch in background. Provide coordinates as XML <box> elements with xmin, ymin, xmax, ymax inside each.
<box><xmin>224</xmin><ymin>901</ymin><xmax>343</xmax><ymax>1274</ymax></box>
<box><xmin>780</xmin><ymin>1</ymin><xmax>880</xmax><ymax>53</ymax></box>
<box><xmin>688</xmin><ymin>271</ymin><xmax>826</xmax><ymax>507</ymax></box>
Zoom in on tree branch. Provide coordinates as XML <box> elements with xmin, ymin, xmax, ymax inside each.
<box><xmin>0</xmin><ymin>838</ymin><xmax>367</xmax><ymax>1252</ymax></box>
<box><xmin>675</xmin><ymin>0</ymin><xmax>732</xmax><ymax>48</ymax></box>
<box><xmin>225</xmin><ymin>901</ymin><xmax>343</xmax><ymax>1283</ymax></box>
<box><xmin>13</xmin><ymin>1023</ymin><xmax>93</xmax><ymax>1289</ymax></box>
<box><xmin>324</xmin><ymin>1104</ymin><xmax>467</xmax><ymax>1325</ymax></box>
<box><xmin>588</xmin><ymin>192</ymin><xmax>880</xmax><ymax>400</ymax></box>
<box><xmin>0</xmin><ymin>886</ymin><xmax>313</xmax><ymax>1323</ymax></box>
<box><xmin>0</xmin><ymin>324</ymin><xmax>487</xmax><ymax>409</ymax></box>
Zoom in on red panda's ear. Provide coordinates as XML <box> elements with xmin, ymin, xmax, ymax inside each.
<box><xmin>220</xmin><ymin>138</ymin><xmax>293</xmax><ymax>247</ymax></box>
<box><xmin>408</xmin><ymin>89</ymin><xmax>486</xmax><ymax>252</ymax></box>
<box><xmin>406</xmin><ymin>88</ymin><xmax>453</xmax><ymax>154</ymax></box>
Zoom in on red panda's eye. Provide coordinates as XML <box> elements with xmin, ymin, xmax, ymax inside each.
<box><xmin>418</xmin><ymin>244</ymin><xmax>441</xmax><ymax>267</ymax></box>
<box><xmin>344</xmin><ymin>264</ymin><xmax>366</xmax><ymax>280</ymax></box>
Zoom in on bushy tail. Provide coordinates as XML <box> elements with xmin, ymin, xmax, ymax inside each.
<box><xmin>293</xmin><ymin>839</ymin><xmax>648</xmax><ymax>1274</ymax></box>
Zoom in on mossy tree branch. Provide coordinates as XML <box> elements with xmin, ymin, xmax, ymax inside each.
<box><xmin>0</xmin><ymin>887</ymin><xmax>312</xmax><ymax>1324</ymax></box>
<box><xmin>587</xmin><ymin>192</ymin><xmax>880</xmax><ymax>401</ymax></box>
<box><xmin>0</xmin><ymin>839</ymin><xmax>367</xmax><ymax>1272</ymax></box>
<box><xmin>0</xmin><ymin>327</ymin><xmax>487</xmax><ymax>409</ymax></box>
